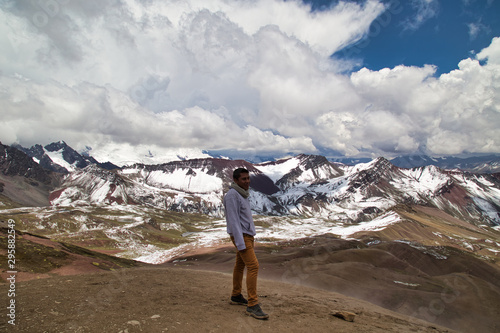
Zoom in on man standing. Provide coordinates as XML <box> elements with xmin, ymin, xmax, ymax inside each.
<box><xmin>224</xmin><ymin>168</ymin><xmax>269</xmax><ymax>320</ymax></box>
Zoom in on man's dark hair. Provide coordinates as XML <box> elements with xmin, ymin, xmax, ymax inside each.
<box><xmin>233</xmin><ymin>168</ymin><xmax>249</xmax><ymax>180</ymax></box>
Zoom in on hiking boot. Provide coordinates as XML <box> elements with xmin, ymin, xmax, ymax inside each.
<box><xmin>230</xmin><ymin>294</ymin><xmax>248</xmax><ymax>305</ymax></box>
<box><xmin>246</xmin><ymin>304</ymin><xmax>269</xmax><ymax>320</ymax></box>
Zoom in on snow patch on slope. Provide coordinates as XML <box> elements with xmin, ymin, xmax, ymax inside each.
<box><xmin>146</xmin><ymin>169</ymin><xmax>222</xmax><ymax>193</ymax></box>
<box><xmin>255</xmin><ymin>158</ymin><xmax>300</xmax><ymax>182</ymax></box>
<box><xmin>45</xmin><ymin>149</ymin><xmax>78</xmax><ymax>171</ymax></box>
<box><xmin>88</xmin><ymin>142</ymin><xmax>211</xmax><ymax>167</ymax></box>
<box><xmin>134</xmin><ymin>212</ymin><xmax>402</xmax><ymax>264</ymax></box>
<box><xmin>392</xmin><ymin>166</ymin><xmax>449</xmax><ymax>197</ymax></box>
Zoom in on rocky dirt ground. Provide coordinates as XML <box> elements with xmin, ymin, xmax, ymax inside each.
<box><xmin>5</xmin><ymin>266</ymin><xmax>456</xmax><ymax>333</ymax></box>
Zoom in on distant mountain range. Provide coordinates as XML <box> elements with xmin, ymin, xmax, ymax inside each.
<box><xmin>389</xmin><ymin>154</ymin><xmax>500</xmax><ymax>173</ymax></box>
<box><xmin>12</xmin><ymin>141</ymin><xmax>120</xmax><ymax>173</ymax></box>
<box><xmin>29</xmin><ymin>149</ymin><xmax>496</xmax><ymax>226</ymax></box>
<box><xmin>1</xmin><ymin>140</ymin><xmax>498</xmax><ymax>227</ymax></box>
<box><xmin>7</xmin><ymin>140</ymin><xmax>500</xmax><ymax>173</ymax></box>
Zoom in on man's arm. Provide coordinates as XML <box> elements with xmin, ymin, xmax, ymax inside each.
<box><xmin>225</xmin><ymin>192</ymin><xmax>246</xmax><ymax>251</ymax></box>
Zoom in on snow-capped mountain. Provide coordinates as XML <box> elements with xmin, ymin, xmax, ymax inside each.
<box><xmin>3</xmin><ymin>141</ymin><xmax>499</xmax><ymax>227</ymax></box>
<box><xmin>49</xmin><ymin>158</ymin><xmax>281</xmax><ymax>216</ymax></box>
<box><xmin>260</xmin><ymin>156</ymin><xmax>500</xmax><ymax>225</ymax></box>
<box><xmin>12</xmin><ymin>140</ymin><xmax>500</xmax><ymax>174</ymax></box>
<box><xmin>257</xmin><ymin>154</ymin><xmax>343</xmax><ymax>190</ymax></box>
<box><xmin>14</xmin><ymin>141</ymin><xmax>119</xmax><ymax>173</ymax></box>
<box><xmin>0</xmin><ymin>139</ymin><xmax>497</xmax><ymax>233</ymax></box>
<box><xmin>14</xmin><ymin>140</ymin><xmax>216</xmax><ymax>170</ymax></box>
<box><xmin>83</xmin><ymin>142</ymin><xmax>213</xmax><ymax>167</ymax></box>
<box><xmin>46</xmin><ymin>152</ymin><xmax>500</xmax><ymax>227</ymax></box>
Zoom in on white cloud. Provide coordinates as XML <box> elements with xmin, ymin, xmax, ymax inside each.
<box><xmin>0</xmin><ymin>75</ymin><xmax>312</xmax><ymax>157</ymax></box>
<box><xmin>468</xmin><ymin>22</ymin><xmax>481</xmax><ymax>39</ymax></box>
<box><xmin>477</xmin><ymin>37</ymin><xmax>500</xmax><ymax>65</ymax></box>
<box><xmin>0</xmin><ymin>0</ymin><xmax>499</xmax><ymax>161</ymax></box>
<box><xmin>403</xmin><ymin>0</ymin><xmax>439</xmax><ymax>31</ymax></box>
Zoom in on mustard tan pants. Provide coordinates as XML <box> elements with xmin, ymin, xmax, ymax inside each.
<box><xmin>230</xmin><ymin>235</ymin><xmax>259</xmax><ymax>307</ymax></box>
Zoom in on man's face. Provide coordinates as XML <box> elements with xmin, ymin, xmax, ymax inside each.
<box><xmin>234</xmin><ymin>172</ymin><xmax>250</xmax><ymax>191</ymax></box>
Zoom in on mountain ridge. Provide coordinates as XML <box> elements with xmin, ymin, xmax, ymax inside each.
<box><xmin>389</xmin><ymin>154</ymin><xmax>500</xmax><ymax>174</ymax></box>
<box><xmin>12</xmin><ymin>141</ymin><xmax>120</xmax><ymax>173</ymax></box>
<box><xmin>7</xmin><ymin>140</ymin><xmax>500</xmax><ymax>173</ymax></box>
<box><xmin>2</xmin><ymin>141</ymin><xmax>499</xmax><ymax>227</ymax></box>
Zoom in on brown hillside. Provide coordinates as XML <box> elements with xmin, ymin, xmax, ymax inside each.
<box><xmin>168</xmin><ymin>234</ymin><xmax>500</xmax><ymax>333</ymax></box>
<box><xmin>0</xmin><ymin>224</ymin><xmax>456</xmax><ymax>333</ymax></box>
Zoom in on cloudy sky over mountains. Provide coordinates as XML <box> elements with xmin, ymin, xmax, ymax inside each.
<box><xmin>1</xmin><ymin>0</ymin><xmax>499</xmax><ymax>160</ymax></box>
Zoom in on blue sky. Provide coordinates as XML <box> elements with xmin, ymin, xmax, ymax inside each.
<box><xmin>0</xmin><ymin>0</ymin><xmax>499</xmax><ymax>163</ymax></box>
<box><xmin>330</xmin><ymin>0</ymin><xmax>500</xmax><ymax>75</ymax></box>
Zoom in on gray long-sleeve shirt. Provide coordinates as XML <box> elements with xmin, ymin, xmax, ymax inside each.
<box><xmin>223</xmin><ymin>187</ymin><xmax>256</xmax><ymax>251</ymax></box>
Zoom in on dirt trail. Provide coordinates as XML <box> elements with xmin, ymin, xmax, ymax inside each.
<box><xmin>5</xmin><ymin>266</ymin><xmax>456</xmax><ymax>333</ymax></box>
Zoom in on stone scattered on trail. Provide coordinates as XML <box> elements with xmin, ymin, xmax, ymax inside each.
<box><xmin>331</xmin><ymin>311</ymin><xmax>356</xmax><ymax>322</ymax></box>
<box><xmin>127</xmin><ymin>320</ymin><xmax>141</xmax><ymax>326</ymax></box>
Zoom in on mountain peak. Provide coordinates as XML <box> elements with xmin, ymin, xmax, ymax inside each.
<box><xmin>45</xmin><ymin>141</ymin><xmax>68</xmax><ymax>152</ymax></box>
<box><xmin>11</xmin><ymin>141</ymin><xmax>119</xmax><ymax>173</ymax></box>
